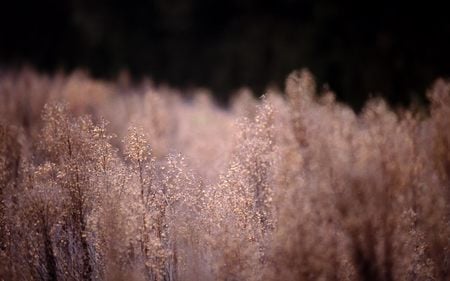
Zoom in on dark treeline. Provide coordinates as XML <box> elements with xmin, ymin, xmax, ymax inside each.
<box><xmin>1</xmin><ymin>0</ymin><xmax>450</xmax><ymax>108</ymax></box>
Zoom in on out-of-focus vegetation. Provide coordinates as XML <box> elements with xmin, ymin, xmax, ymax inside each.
<box><xmin>1</xmin><ymin>0</ymin><xmax>450</xmax><ymax>108</ymax></box>
<box><xmin>0</xmin><ymin>68</ymin><xmax>450</xmax><ymax>281</ymax></box>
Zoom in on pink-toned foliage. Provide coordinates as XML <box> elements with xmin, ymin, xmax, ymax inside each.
<box><xmin>0</xmin><ymin>69</ymin><xmax>449</xmax><ymax>281</ymax></box>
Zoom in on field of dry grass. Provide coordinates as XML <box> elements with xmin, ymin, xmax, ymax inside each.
<box><xmin>0</xmin><ymin>68</ymin><xmax>449</xmax><ymax>281</ymax></box>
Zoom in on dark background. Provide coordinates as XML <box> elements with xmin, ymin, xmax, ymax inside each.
<box><xmin>1</xmin><ymin>0</ymin><xmax>450</xmax><ymax>109</ymax></box>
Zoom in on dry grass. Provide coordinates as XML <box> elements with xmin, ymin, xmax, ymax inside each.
<box><xmin>0</xmin><ymin>68</ymin><xmax>449</xmax><ymax>281</ymax></box>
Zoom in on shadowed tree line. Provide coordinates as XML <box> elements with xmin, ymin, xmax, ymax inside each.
<box><xmin>1</xmin><ymin>0</ymin><xmax>450</xmax><ymax>108</ymax></box>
